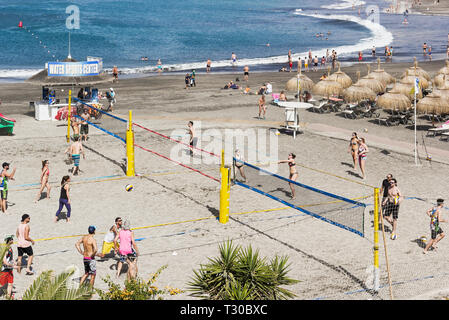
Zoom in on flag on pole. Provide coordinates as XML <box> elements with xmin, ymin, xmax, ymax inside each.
<box><xmin>410</xmin><ymin>77</ymin><xmax>420</xmax><ymax>95</ymax></box>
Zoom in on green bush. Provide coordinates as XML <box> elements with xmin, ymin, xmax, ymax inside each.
<box><xmin>188</xmin><ymin>241</ymin><xmax>299</xmax><ymax>300</ymax></box>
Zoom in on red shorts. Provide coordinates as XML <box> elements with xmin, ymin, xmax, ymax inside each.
<box><xmin>0</xmin><ymin>271</ymin><xmax>13</xmax><ymax>286</ymax></box>
<box><xmin>289</xmin><ymin>62</ymin><xmax>293</xmax><ymax>68</ymax></box>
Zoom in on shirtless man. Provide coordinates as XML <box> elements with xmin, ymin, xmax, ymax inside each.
<box><xmin>71</xmin><ymin>117</ymin><xmax>80</xmax><ymax>141</ymax></box>
<box><xmin>243</xmin><ymin>65</ymin><xmax>249</xmax><ymax>81</ymax></box>
<box><xmin>187</xmin><ymin>121</ymin><xmax>197</xmax><ymax>156</ymax></box>
<box><xmin>112</xmin><ymin>66</ymin><xmax>118</xmax><ymax>82</ymax></box>
<box><xmin>65</xmin><ymin>136</ymin><xmax>85</xmax><ymax>175</ymax></box>
<box><xmin>382</xmin><ymin>178</ymin><xmax>402</xmax><ymax>240</ymax></box>
<box><xmin>80</xmin><ymin>109</ymin><xmax>90</xmax><ymax>142</ymax></box>
<box><xmin>1</xmin><ymin>163</ymin><xmax>16</xmax><ymax>214</ymax></box>
<box><xmin>75</xmin><ymin>226</ymin><xmax>99</xmax><ymax>287</ymax></box>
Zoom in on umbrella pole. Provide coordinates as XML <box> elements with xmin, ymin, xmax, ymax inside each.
<box><xmin>414</xmin><ymin>80</ymin><xmax>418</xmax><ymax>166</ymax></box>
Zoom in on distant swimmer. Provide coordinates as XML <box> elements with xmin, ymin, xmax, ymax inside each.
<box><xmin>402</xmin><ymin>17</ymin><xmax>408</xmax><ymax>24</ymax></box>
<box><xmin>157</xmin><ymin>59</ymin><xmax>162</xmax><ymax>73</ymax></box>
<box><xmin>266</xmin><ymin>43</ymin><xmax>270</xmax><ymax>47</ymax></box>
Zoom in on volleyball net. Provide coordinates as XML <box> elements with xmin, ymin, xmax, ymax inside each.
<box><xmin>69</xmin><ymin>98</ymin><xmax>220</xmax><ymax>182</ymax></box>
<box><xmin>232</xmin><ymin>158</ymin><xmax>367</xmax><ymax>237</ymax></box>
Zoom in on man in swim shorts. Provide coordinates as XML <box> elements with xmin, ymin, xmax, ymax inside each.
<box><xmin>231</xmin><ymin>52</ymin><xmax>237</xmax><ymax>66</ymax></box>
<box><xmin>65</xmin><ymin>136</ymin><xmax>85</xmax><ymax>175</ymax></box>
<box><xmin>243</xmin><ymin>65</ymin><xmax>249</xmax><ymax>81</ymax></box>
<box><xmin>71</xmin><ymin>117</ymin><xmax>80</xmax><ymax>141</ymax></box>
<box><xmin>75</xmin><ymin>225</ymin><xmax>99</xmax><ymax>287</ymax></box>
<box><xmin>80</xmin><ymin>109</ymin><xmax>90</xmax><ymax>142</ymax></box>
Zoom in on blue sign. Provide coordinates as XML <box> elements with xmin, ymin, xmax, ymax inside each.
<box><xmin>47</xmin><ymin>61</ymin><xmax>100</xmax><ymax>77</ymax></box>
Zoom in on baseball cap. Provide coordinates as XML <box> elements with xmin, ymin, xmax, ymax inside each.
<box><xmin>2</xmin><ymin>162</ymin><xmax>10</xmax><ymax>168</ymax></box>
<box><xmin>437</xmin><ymin>198</ymin><xmax>444</xmax><ymax>205</ymax></box>
<box><xmin>88</xmin><ymin>225</ymin><xmax>96</xmax><ymax>234</ymax></box>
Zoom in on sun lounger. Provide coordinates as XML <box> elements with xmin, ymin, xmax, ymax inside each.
<box><xmin>0</xmin><ymin>116</ymin><xmax>14</xmax><ymax>135</ymax></box>
<box><xmin>427</xmin><ymin>124</ymin><xmax>449</xmax><ymax>137</ymax></box>
<box><xmin>440</xmin><ymin>132</ymin><xmax>449</xmax><ymax>141</ymax></box>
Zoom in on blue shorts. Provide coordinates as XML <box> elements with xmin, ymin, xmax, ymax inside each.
<box><xmin>72</xmin><ymin>154</ymin><xmax>80</xmax><ymax>167</ymax></box>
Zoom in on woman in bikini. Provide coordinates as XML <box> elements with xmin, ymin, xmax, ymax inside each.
<box><xmin>348</xmin><ymin>132</ymin><xmax>359</xmax><ymax>169</ymax></box>
<box><xmin>357</xmin><ymin>138</ymin><xmax>369</xmax><ymax>180</ymax></box>
<box><xmin>278</xmin><ymin>153</ymin><xmax>298</xmax><ymax>199</ymax></box>
<box><xmin>35</xmin><ymin>160</ymin><xmax>51</xmax><ymax>203</ymax></box>
<box><xmin>258</xmin><ymin>95</ymin><xmax>266</xmax><ymax>119</ymax></box>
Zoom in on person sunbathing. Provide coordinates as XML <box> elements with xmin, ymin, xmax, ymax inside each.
<box><xmin>279</xmin><ymin>91</ymin><xmax>287</xmax><ymax>101</ymax></box>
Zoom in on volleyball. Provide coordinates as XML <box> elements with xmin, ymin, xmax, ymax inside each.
<box><xmin>125</xmin><ymin>184</ymin><xmax>134</xmax><ymax>192</ymax></box>
<box><xmin>390</xmin><ymin>233</ymin><xmax>397</xmax><ymax>240</ymax></box>
<box><xmin>420</xmin><ymin>236</ymin><xmax>427</xmax><ymax>243</ymax></box>
<box><xmin>364</xmin><ymin>128</ymin><xmax>368</xmax><ymax>132</ymax></box>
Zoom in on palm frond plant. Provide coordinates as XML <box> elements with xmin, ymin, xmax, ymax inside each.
<box><xmin>188</xmin><ymin>241</ymin><xmax>299</xmax><ymax>300</ymax></box>
<box><xmin>22</xmin><ymin>269</ymin><xmax>93</xmax><ymax>300</ymax></box>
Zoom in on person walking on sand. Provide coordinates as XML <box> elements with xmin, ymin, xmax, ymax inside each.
<box><xmin>357</xmin><ymin>137</ymin><xmax>369</xmax><ymax>179</ymax></box>
<box><xmin>243</xmin><ymin>65</ymin><xmax>249</xmax><ymax>81</ymax></box>
<box><xmin>75</xmin><ymin>226</ymin><xmax>100</xmax><ymax>287</ymax></box>
<box><xmin>187</xmin><ymin>121</ymin><xmax>197</xmax><ymax>156</ymax></box>
<box><xmin>80</xmin><ymin>109</ymin><xmax>90</xmax><ymax>142</ymax></box>
<box><xmin>278</xmin><ymin>153</ymin><xmax>298</xmax><ymax>200</ymax></box>
<box><xmin>100</xmin><ymin>217</ymin><xmax>123</xmax><ymax>258</ymax></box>
<box><xmin>114</xmin><ymin>220</ymin><xmax>139</xmax><ymax>280</ymax></box>
<box><xmin>348</xmin><ymin>132</ymin><xmax>359</xmax><ymax>170</ymax></box>
<box><xmin>65</xmin><ymin>136</ymin><xmax>85</xmax><ymax>175</ymax></box>
<box><xmin>234</xmin><ymin>149</ymin><xmax>247</xmax><ymax>183</ymax></box>
<box><xmin>55</xmin><ymin>176</ymin><xmax>71</xmax><ymax>223</ymax></box>
<box><xmin>112</xmin><ymin>65</ymin><xmax>118</xmax><ymax>82</ymax></box>
<box><xmin>382</xmin><ymin>178</ymin><xmax>402</xmax><ymax>240</ymax></box>
<box><xmin>16</xmin><ymin>214</ymin><xmax>35</xmax><ymax>275</ymax></box>
<box><xmin>258</xmin><ymin>95</ymin><xmax>266</xmax><ymax>119</ymax></box>
<box><xmin>35</xmin><ymin>160</ymin><xmax>51</xmax><ymax>203</ymax></box>
<box><xmin>1</xmin><ymin>162</ymin><xmax>16</xmax><ymax>214</ymax></box>
<box><xmin>206</xmin><ymin>59</ymin><xmax>211</xmax><ymax>73</ymax></box>
<box><xmin>0</xmin><ymin>235</ymin><xmax>18</xmax><ymax>299</ymax></box>
<box><xmin>423</xmin><ymin>199</ymin><xmax>447</xmax><ymax>254</ymax></box>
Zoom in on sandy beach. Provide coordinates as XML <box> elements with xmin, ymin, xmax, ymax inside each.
<box><xmin>1</xmin><ymin>57</ymin><xmax>449</xmax><ymax>300</ymax></box>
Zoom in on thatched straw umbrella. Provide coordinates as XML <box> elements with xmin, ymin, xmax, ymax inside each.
<box><xmin>437</xmin><ymin>60</ymin><xmax>449</xmax><ymax>75</ymax></box>
<box><xmin>342</xmin><ymin>71</ymin><xmax>376</xmax><ymax>103</ymax></box>
<box><xmin>433</xmin><ymin>73</ymin><xmax>449</xmax><ymax>88</ymax></box>
<box><xmin>356</xmin><ymin>64</ymin><xmax>386</xmax><ymax>94</ymax></box>
<box><xmin>285</xmin><ymin>68</ymin><xmax>314</xmax><ymax>92</ymax></box>
<box><xmin>402</xmin><ymin>57</ymin><xmax>431</xmax><ymax>81</ymax></box>
<box><xmin>370</xmin><ymin>58</ymin><xmax>395</xmax><ymax>86</ymax></box>
<box><xmin>433</xmin><ymin>79</ymin><xmax>449</xmax><ymax>98</ymax></box>
<box><xmin>416</xmin><ymin>92</ymin><xmax>448</xmax><ymax>115</ymax></box>
<box><xmin>392</xmin><ymin>82</ymin><xmax>423</xmax><ymax>100</ymax></box>
<box><xmin>401</xmin><ymin>69</ymin><xmax>429</xmax><ymax>89</ymax></box>
<box><xmin>328</xmin><ymin>62</ymin><xmax>352</xmax><ymax>88</ymax></box>
<box><xmin>312</xmin><ymin>67</ymin><xmax>344</xmax><ymax>98</ymax></box>
<box><xmin>377</xmin><ymin>86</ymin><xmax>411</xmax><ymax>112</ymax></box>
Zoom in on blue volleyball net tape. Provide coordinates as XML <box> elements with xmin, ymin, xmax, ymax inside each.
<box><xmin>233</xmin><ymin>158</ymin><xmax>366</xmax><ymax>237</ymax></box>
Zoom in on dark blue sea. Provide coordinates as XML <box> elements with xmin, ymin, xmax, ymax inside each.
<box><xmin>0</xmin><ymin>0</ymin><xmax>448</xmax><ymax>82</ymax></box>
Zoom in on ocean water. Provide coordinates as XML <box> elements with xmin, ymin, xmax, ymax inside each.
<box><xmin>0</xmin><ymin>0</ymin><xmax>448</xmax><ymax>81</ymax></box>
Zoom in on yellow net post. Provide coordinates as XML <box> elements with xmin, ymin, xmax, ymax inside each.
<box><xmin>219</xmin><ymin>149</ymin><xmax>230</xmax><ymax>224</ymax></box>
<box><xmin>373</xmin><ymin>187</ymin><xmax>380</xmax><ymax>292</ymax></box>
<box><xmin>126</xmin><ymin>110</ymin><xmax>135</xmax><ymax>176</ymax></box>
<box><xmin>66</xmin><ymin>89</ymin><xmax>72</xmax><ymax>143</ymax></box>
